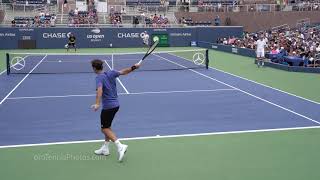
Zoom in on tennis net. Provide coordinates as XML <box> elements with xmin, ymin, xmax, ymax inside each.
<box><xmin>6</xmin><ymin>49</ymin><xmax>209</xmax><ymax>75</ymax></box>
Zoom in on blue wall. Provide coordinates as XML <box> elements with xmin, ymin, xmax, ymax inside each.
<box><xmin>198</xmin><ymin>41</ymin><xmax>256</xmax><ymax>57</ymax></box>
<box><xmin>0</xmin><ymin>27</ymin><xmax>243</xmax><ymax>49</ymax></box>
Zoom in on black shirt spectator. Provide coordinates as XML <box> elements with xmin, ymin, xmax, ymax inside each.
<box><xmin>133</xmin><ymin>16</ymin><xmax>139</xmax><ymax>27</ymax></box>
<box><xmin>11</xmin><ymin>20</ymin><xmax>16</xmax><ymax>27</ymax></box>
<box><xmin>214</xmin><ymin>15</ymin><xmax>221</xmax><ymax>26</ymax></box>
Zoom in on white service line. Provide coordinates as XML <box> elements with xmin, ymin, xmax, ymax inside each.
<box><xmin>7</xmin><ymin>89</ymin><xmax>236</xmax><ymax>100</ymax></box>
<box><xmin>0</xmin><ymin>125</ymin><xmax>319</xmax><ymax>149</ymax></box>
<box><xmin>154</xmin><ymin>54</ymin><xmax>320</xmax><ymax>125</ymax></box>
<box><xmin>104</xmin><ymin>60</ymin><xmax>130</xmax><ymax>94</ymax></box>
<box><xmin>0</xmin><ymin>55</ymin><xmax>47</xmax><ymax>105</ymax></box>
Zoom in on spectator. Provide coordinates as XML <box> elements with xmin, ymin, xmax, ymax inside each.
<box><xmin>214</xmin><ymin>15</ymin><xmax>221</xmax><ymax>26</ymax></box>
<box><xmin>74</xmin><ymin>8</ymin><xmax>79</xmax><ymax>16</ymax></box>
<box><xmin>50</xmin><ymin>16</ymin><xmax>56</xmax><ymax>27</ymax></box>
<box><xmin>316</xmin><ymin>43</ymin><xmax>320</xmax><ymax>52</ymax></box>
<box><xmin>121</xmin><ymin>8</ymin><xmax>126</xmax><ymax>14</ymax></box>
<box><xmin>11</xmin><ymin>19</ymin><xmax>16</xmax><ymax>27</ymax></box>
<box><xmin>133</xmin><ymin>16</ymin><xmax>139</xmax><ymax>27</ymax></box>
<box><xmin>40</xmin><ymin>15</ymin><xmax>45</xmax><ymax>24</ymax></box>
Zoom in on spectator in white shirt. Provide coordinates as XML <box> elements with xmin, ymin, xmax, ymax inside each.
<box><xmin>121</xmin><ymin>8</ymin><xmax>126</xmax><ymax>14</ymax></box>
<box><xmin>255</xmin><ymin>35</ymin><xmax>267</xmax><ymax>67</ymax></box>
<box><xmin>74</xmin><ymin>8</ymin><xmax>79</xmax><ymax>16</ymax></box>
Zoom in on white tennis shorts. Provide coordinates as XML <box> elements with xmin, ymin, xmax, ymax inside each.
<box><xmin>143</xmin><ymin>39</ymin><xmax>149</xmax><ymax>45</ymax></box>
<box><xmin>256</xmin><ymin>50</ymin><xmax>265</xmax><ymax>58</ymax></box>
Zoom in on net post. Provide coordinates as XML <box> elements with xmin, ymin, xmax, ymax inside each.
<box><xmin>205</xmin><ymin>49</ymin><xmax>209</xmax><ymax>69</ymax></box>
<box><xmin>6</xmin><ymin>53</ymin><xmax>10</xmax><ymax>75</ymax></box>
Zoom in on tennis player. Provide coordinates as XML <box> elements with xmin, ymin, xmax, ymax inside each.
<box><xmin>67</xmin><ymin>33</ymin><xmax>76</xmax><ymax>52</ymax></box>
<box><xmin>142</xmin><ymin>31</ymin><xmax>149</xmax><ymax>46</ymax></box>
<box><xmin>91</xmin><ymin>59</ymin><xmax>140</xmax><ymax>162</ymax></box>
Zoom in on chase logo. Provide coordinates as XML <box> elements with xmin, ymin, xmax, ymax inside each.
<box><xmin>43</xmin><ymin>32</ymin><xmax>72</xmax><ymax>39</ymax></box>
<box><xmin>91</xmin><ymin>28</ymin><xmax>101</xmax><ymax>34</ymax></box>
<box><xmin>117</xmin><ymin>32</ymin><xmax>145</xmax><ymax>38</ymax></box>
<box><xmin>67</xmin><ymin>32</ymin><xmax>72</xmax><ymax>38</ymax></box>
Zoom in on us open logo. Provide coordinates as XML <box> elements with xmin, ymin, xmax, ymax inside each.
<box><xmin>87</xmin><ymin>28</ymin><xmax>104</xmax><ymax>42</ymax></box>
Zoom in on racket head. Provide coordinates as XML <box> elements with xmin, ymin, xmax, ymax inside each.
<box><xmin>141</xmin><ymin>40</ymin><xmax>159</xmax><ymax>61</ymax></box>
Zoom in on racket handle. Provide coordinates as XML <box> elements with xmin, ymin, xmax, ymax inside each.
<box><xmin>138</xmin><ymin>60</ymin><xmax>143</xmax><ymax>65</ymax></box>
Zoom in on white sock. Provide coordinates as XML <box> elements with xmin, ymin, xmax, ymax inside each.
<box><xmin>104</xmin><ymin>141</ymin><xmax>110</xmax><ymax>148</ymax></box>
<box><xmin>114</xmin><ymin>140</ymin><xmax>122</xmax><ymax>150</ymax></box>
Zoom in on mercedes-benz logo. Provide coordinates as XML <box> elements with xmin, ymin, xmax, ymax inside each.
<box><xmin>11</xmin><ymin>56</ymin><xmax>25</xmax><ymax>71</ymax></box>
<box><xmin>193</xmin><ymin>53</ymin><xmax>205</xmax><ymax>65</ymax></box>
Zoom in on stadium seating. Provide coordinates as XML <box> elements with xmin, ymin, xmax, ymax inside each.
<box><xmin>180</xmin><ymin>17</ymin><xmax>211</xmax><ymax>26</ymax></box>
<box><xmin>14</xmin><ymin>0</ymin><xmax>46</xmax><ymax>5</ymax></box>
<box><xmin>12</xmin><ymin>14</ymin><xmax>56</xmax><ymax>27</ymax></box>
<box><xmin>68</xmin><ymin>9</ymin><xmax>98</xmax><ymax>27</ymax></box>
<box><xmin>126</xmin><ymin>0</ymin><xmax>176</xmax><ymax>6</ymax></box>
<box><xmin>191</xmin><ymin>0</ymin><xmax>238</xmax><ymax>5</ymax></box>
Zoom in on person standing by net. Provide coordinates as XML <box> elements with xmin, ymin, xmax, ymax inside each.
<box><xmin>91</xmin><ymin>59</ymin><xmax>140</xmax><ymax>162</ymax></box>
<box><xmin>255</xmin><ymin>35</ymin><xmax>267</xmax><ymax>68</ymax></box>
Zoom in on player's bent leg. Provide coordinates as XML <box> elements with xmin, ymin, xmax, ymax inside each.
<box><xmin>102</xmin><ymin>128</ymin><xmax>128</xmax><ymax>162</ymax></box>
<box><xmin>98</xmin><ymin>107</ymin><xmax>127</xmax><ymax>161</ymax></box>
<box><xmin>94</xmin><ymin>131</ymin><xmax>110</xmax><ymax>156</ymax></box>
<box><xmin>261</xmin><ymin>51</ymin><xmax>265</xmax><ymax>67</ymax></box>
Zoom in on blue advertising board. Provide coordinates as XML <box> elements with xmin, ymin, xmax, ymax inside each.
<box><xmin>0</xmin><ymin>26</ymin><xmax>243</xmax><ymax>49</ymax></box>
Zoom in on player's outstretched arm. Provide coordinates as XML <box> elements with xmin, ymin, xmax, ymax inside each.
<box><xmin>119</xmin><ymin>63</ymin><xmax>140</xmax><ymax>75</ymax></box>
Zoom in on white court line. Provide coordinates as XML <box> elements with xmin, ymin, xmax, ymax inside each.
<box><xmin>209</xmin><ymin>67</ymin><xmax>320</xmax><ymax>105</ymax></box>
<box><xmin>0</xmin><ymin>55</ymin><xmax>47</xmax><ymax>105</ymax></box>
<box><xmin>171</xmin><ymin>52</ymin><xmax>320</xmax><ymax>105</ymax></box>
<box><xmin>104</xmin><ymin>59</ymin><xmax>130</xmax><ymax>94</ymax></box>
<box><xmin>6</xmin><ymin>89</ymin><xmax>236</xmax><ymax>100</ymax></box>
<box><xmin>0</xmin><ymin>125</ymin><xmax>319</xmax><ymax>149</ymax></box>
<box><xmin>0</xmin><ymin>69</ymin><xmax>7</xmax><ymax>76</ymax></box>
<box><xmin>154</xmin><ymin>54</ymin><xmax>320</xmax><ymax>125</ymax></box>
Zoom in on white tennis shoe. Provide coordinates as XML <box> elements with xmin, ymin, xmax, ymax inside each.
<box><xmin>118</xmin><ymin>144</ymin><xmax>128</xmax><ymax>162</ymax></box>
<box><xmin>94</xmin><ymin>145</ymin><xmax>110</xmax><ymax>156</ymax></box>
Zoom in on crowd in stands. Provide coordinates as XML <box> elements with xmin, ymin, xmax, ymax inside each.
<box><xmin>68</xmin><ymin>0</ymin><xmax>98</xmax><ymax>27</ymax></box>
<box><xmin>145</xmin><ymin>13</ymin><xmax>169</xmax><ymax>27</ymax></box>
<box><xmin>110</xmin><ymin>7</ymin><xmax>122</xmax><ymax>27</ymax></box>
<box><xmin>217</xmin><ymin>25</ymin><xmax>320</xmax><ymax>66</ymax></box>
<box><xmin>12</xmin><ymin>11</ymin><xmax>56</xmax><ymax>27</ymax></box>
<box><xmin>179</xmin><ymin>15</ymin><xmax>220</xmax><ymax>26</ymax></box>
<box><xmin>126</xmin><ymin>0</ymin><xmax>173</xmax><ymax>6</ymax></box>
<box><xmin>108</xmin><ymin>5</ymin><xmax>169</xmax><ymax>27</ymax></box>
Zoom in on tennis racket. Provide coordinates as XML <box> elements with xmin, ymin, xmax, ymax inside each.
<box><xmin>137</xmin><ymin>40</ymin><xmax>159</xmax><ymax>65</ymax></box>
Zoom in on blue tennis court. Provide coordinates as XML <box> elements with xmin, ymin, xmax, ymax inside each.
<box><xmin>0</xmin><ymin>50</ymin><xmax>319</xmax><ymax>147</ymax></box>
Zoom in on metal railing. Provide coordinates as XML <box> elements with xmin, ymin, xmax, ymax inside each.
<box><xmin>0</xmin><ymin>23</ymin><xmax>220</xmax><ymax>28</ymax></box>
<box><xmin>1</xmin><ymin>3</ymin><xmax>58</xmax><ymax>16</ymax></box>
<box><xmin>111</xmin><ymin>3</ymin><xmax>320</xmax><ymax>15</ymax></box>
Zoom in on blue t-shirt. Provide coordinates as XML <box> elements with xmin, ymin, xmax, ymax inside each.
<box><xmin>95</xmin><ymin>70</ymin><xmax>121</xmax><ymax>109</ymax></box>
